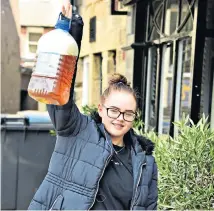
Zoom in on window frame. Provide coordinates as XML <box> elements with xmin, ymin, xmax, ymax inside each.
<box><xmin>133</xmin><ymin>0</ymin><xmax>198</xmax><ymax>136</ymax></box>
<box><xmin>27</xmin><ymin>27</ymin><xmax>43</xmax><ymax>55</ymax></box>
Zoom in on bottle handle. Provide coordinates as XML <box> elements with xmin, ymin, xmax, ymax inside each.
<box><xmin>69</xmin><ymin>0</ymin><xmax>74</xmax><ymax>32</ymax></box>
<box><xmin>70</xmin><ymin>0</ymin><xmax>76</xmax><ymax>14</ymax></box>
<box><xmin>69</xmin><ymin>0</ymin><xmax>82</xmax><ymax>41</ymax></box>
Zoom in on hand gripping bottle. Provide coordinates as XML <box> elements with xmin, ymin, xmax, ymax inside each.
<box><xmin>28</xmin><ymin>14</ymin><xmax>79</xmax><ymax>105</ymax></box>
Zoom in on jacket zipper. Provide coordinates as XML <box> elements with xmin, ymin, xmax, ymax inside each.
<box><xmin>49</xmin><ymin>199</ymin><xmax>57</xmax><ymax>210</ymax></box>
<box><xmin>49</xmin><ymin>195</ymin><xmax>62</xmax><ymax>210</ymax></box>
<box><xmin>88</xmin><ymin>130</ymin><xmax>113</xmax><ymax>210</ymax></box>
<box><xmin>130</xmin><ymin>162</ymin><xmax>146</xmax><ymax>210</ymax></box>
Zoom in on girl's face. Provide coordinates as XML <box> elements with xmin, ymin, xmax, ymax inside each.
<box><xmin>98</xmin><ymin>90</ymin><xmax>137</xmax><ymax>140</ymax></box>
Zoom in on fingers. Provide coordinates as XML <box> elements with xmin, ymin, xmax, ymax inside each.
<box><xmin>61</xmin><ymin>5</ymin><xmax>66</xmax><ymax>16</ymax></box>
<box><xmin>61</xmin><ymin>0</ymin><xmax>72</xmax><ymax>18</ymax></box>
<box><xmin>68</xmin><ymin>5</ymin><xmax>72</xmax><ymax>18</ymax></box>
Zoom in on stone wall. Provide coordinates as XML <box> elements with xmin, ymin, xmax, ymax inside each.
<box><xmin>75</xmin><ymin>0</ymin><xmax>127</xmax><ymax>107</ymax></box>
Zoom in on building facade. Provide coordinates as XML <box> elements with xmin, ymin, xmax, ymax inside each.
<box><xmin>19</xmin><ymin>0</ymin><xmax>62</xmax><ymax>111</ymax></box>
<box><xmin>121</xmin><ymin>0</ymin><xmax>214</xmax><ymax>134</ymax></box>
<box><xmin>76</xmin><ymin>0</ymin><xmax>128</xmax><ymax>108</ymax></box>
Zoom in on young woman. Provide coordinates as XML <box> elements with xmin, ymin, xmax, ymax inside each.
<box><xmin>28</xmin><ymin>2</ymin><xmax>158</xmax><ymax>210</ymax></box>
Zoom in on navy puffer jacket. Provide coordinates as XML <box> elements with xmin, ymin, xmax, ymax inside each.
<box><xmin>28</xmin><ymin>13</ymin><xmax>158</xmax><ymax>211</ymax></box>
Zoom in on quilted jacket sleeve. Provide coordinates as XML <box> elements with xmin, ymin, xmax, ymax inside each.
<box><xmin>47</xmin><ymin>13</ymin><xmax>87</xmax><ymax>137</ymax></box>
<box><xmin>145</xmin><ymin>161</ymin><xmax>158</xmax><ymax>210</ymax></box>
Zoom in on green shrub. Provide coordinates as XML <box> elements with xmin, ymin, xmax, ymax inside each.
<box><xmin>82</xmin><ymin>104</ymin><xmax>98</xmax><ymax>115</ymax></box>
<box><xmin>138</xmin><ymin>115</ymin><xmax>214</xmax><ymax>210</ymax></box>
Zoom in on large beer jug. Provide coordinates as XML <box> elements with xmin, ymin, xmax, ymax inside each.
<box><xmin>28</xmin><ymin>17</ymin><xmax>78</xmax><ymax>105</ymax></box>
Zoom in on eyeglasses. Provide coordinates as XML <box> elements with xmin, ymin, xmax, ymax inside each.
<box><xmin>102</xmin><ymin>105</ymin><xmax>136</xmax><ymax>122</ymax></box>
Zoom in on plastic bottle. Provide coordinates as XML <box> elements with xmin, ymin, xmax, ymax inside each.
<box><xmin>28</xmin><ymin>24</ymin><xmax>79</xmax><ymax>105</ymax></box>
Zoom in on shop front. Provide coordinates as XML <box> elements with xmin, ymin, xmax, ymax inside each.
<box><xmin>121</xmin><ymin>0</ymin><xmax>214</xmax><ymax>135</ymax></box>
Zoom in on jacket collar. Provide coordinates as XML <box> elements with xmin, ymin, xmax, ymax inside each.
<box><xmin>126</xmin><ymin>129</ymin><xmax>155</xmax><ymax>155</ymax></box>
<box><xmin>96</xmin><ymin>121</ymin><xmax>154</xmax><ymax>156</ymax></box>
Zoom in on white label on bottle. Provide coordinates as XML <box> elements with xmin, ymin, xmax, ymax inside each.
<box><xmin>33</xmin><ymin>52</ymin><xmax>61</xmax><ymax>77</ymax></box>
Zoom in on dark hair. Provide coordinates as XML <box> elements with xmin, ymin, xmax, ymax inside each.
<box><xmin>101</xmin><ymin>73</ymin><xmax>139</xmax><ymax>107</ymax></box>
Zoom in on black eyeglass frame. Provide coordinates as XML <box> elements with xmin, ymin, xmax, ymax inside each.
<box><xmin>102</xmin><ymin>104</ymin><xmax>136</xmax><ymax>122</ymax></box>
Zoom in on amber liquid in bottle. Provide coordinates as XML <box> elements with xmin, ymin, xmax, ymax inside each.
<box><xmin>28</xmin><ymin>53</ymin><xmax>77</xmax><ymax>105</ymax></box>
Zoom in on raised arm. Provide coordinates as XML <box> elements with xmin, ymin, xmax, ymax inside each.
<box><xmin>47</xmin><ymin>6</ymin><xmax>87</xmax><ymax>137</ymax></box>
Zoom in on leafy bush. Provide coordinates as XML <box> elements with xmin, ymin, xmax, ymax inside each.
<box><xmin>138</xmin><ymin>115</ymin><xmax>214</xmax><ymax>210</ymax></box>
<box><xmin>82</xmin><ymin>104</ymin><xmax>98</xmax><ymax>115</ymax></box>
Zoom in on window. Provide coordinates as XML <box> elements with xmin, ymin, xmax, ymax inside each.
<box><xmin>82</xmin><ymin>56</ymin><xmax>90</xmax><ymax>106</ymax></box>
<box><xmin>89</xmin><ymin>17</ymin><xmax>96</xmax><ymax>42</ymax></box>
<box><xmin>145</xmin><ymin>47</ymin><xmax>157</xmax><ymax>131</ymax></box>
<box><xmin>94</xmin><ymin>53</ymin><xmax>103</xmax><ymax>98</ymax></box>
<box><xmin>147</xmin><ymin>0</ymin><xmax>194</xmax><ymax>42</ymax></box>
<box><xmin>182</xmin><ymin>39</ymin><xmax>192</xmax><ymax>73</ymax></box>
<box><xmin>181</xmin><ymin>79</ymin><xmax>191</xmax><ymax>107</ymax></box>
<box><xmin>179</xmin><ymin>38</ymin><xmax>193</xmax><ymax>118</ymax></box>
<box><xmin>27</xmin><ymin>27</ymin><xmax>44</xmax><ymax>54</ymax></box>
<box><xmin>167</xmin><ymin>78</ymin><xmax>173</xmax><ymax>106</ymax></box>
<box><xmin>28</xmin><ymin>32</ymin><xmax>42</xmax><ymax>54</ymax></box>
<box><xmin>108</xmin><ymin>50</ymin><xmax>116</xmax><ymax>74</ymax></box>
<box><xmin>160</xmin><ymin>45</ymin><xmax>175</xmax><ymax>134</ymax></box>
<box><xmin>143</xmin><ymin>0</ymin><xmax>196</xmax><ymax>135</ymax></box>
<box><xmin>127</xmin><ymin>4</ymin><xmax>136</xmax><ymax>35</ymax></box>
